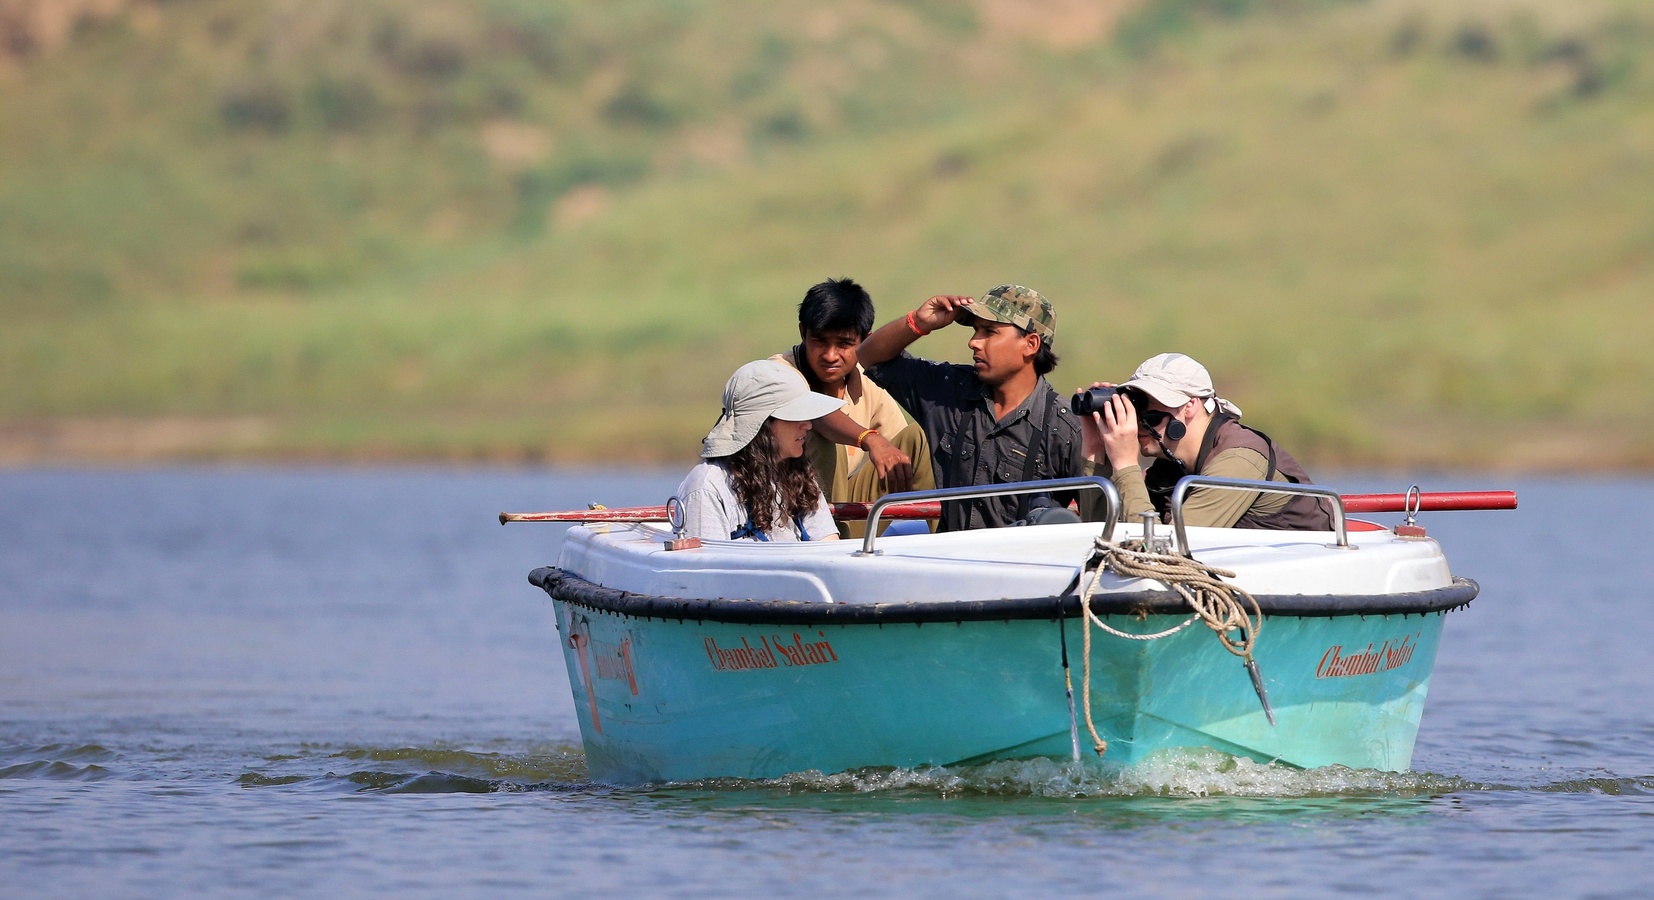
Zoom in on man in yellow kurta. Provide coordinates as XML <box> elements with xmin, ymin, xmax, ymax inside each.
<box><xmin>771</xmin><ymin>278</ymin><xmax>936</xmax><ymax>537</ymax></box>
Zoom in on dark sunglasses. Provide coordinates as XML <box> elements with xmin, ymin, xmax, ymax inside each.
<box><xmin>1138</xmin><ymin>409</ymin><xmax>1174</xmax><ymax>430</ymax></box>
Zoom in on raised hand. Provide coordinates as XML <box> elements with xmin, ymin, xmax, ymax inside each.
<box><xmin>912</xmin><ymin>295</ymin><xmax>974</xmax><ymax>333</ymax></box>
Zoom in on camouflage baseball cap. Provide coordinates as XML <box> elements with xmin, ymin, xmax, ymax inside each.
<box><xmin>955</xmin><ymin>284</ymin><xmax>1056</xmax><ymax>340</ymax></box>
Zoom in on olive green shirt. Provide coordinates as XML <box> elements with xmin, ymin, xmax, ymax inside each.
<box><xmin>1080</xmin><ymin>447</ymin><xmax>1294</xmax><ymax>528</ymax></box>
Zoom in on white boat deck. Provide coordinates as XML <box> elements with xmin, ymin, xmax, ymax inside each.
<box><xmin>557</xmin><ymin>520</ymin><xmax>1454</xmax><ymax>606</ymax></box>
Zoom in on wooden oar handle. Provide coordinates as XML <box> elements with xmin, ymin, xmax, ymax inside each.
<box><xmin>500</xmin><ymin>508</ymin><xmax>669</xmax><ymax>524</ymax></box>
<box><xmin>497</xmin><ymin>503</ymin><xmax>937</xmax><ymax>524</ymax></box>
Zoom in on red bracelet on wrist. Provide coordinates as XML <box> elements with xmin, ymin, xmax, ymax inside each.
<box><xmin>905</xmin><ymin>311</ymin><xmax>932</xmax><ymax>337</ymax></box>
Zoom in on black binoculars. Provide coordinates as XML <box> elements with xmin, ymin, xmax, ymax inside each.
<box><xmin>1071</xmin><ymin>386</ymin><xmax>1118</xmax><ymax>416</ymax></box>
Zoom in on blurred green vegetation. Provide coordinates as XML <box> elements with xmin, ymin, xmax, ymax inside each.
<box><xmin>2</xmin><ymin>0</ymin><xmax>1651</xmax><ymax>469</ymax></box>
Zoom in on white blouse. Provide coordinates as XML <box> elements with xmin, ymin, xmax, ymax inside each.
<box><xmin>674</xmin><ymin>462</ymin><xmax>835</xmax><ymax>542</ymax></box>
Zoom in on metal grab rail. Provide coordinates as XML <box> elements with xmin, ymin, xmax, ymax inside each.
<box><xmin>1168</xmin><ymin>476</ymin><xmax>1351</xmax><ymax>557</ymax></box>
<box><xmin>857</xmin><ymin>476</ymin><xmax>1121</xmax><ymax>556</ymax></box>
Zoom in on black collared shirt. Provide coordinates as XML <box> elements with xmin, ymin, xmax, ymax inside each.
<box><xmin>866</xmin><ymin>353</ymin><xmax>1082</xmax><ymax>531</ymax></box>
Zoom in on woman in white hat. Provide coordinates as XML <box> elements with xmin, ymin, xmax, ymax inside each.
<box><xmin>675</xmin><ymin>360</ymin><xmax>847</xmax><ymax>542</ymax></box>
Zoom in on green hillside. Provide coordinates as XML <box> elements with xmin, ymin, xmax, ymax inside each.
<box><xmin>2</xmin><ymin>0</ymin><xmax>1652</xmax><ymax>469</ymax></box>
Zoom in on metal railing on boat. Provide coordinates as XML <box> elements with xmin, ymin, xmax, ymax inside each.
<box><xmin>856</xmin><ymin>476</ymin><xmax>1121</xmax><ymax>555</ymax></box>
<box><xmin>857</xmin><ymin>474</ymin><xmax>1355</xmax><ymax>559</ymax></box>
<box><xmin>1168</xmin><ymin>476</ymin><xmax>1352</xmax><ymax>556</ymax></box>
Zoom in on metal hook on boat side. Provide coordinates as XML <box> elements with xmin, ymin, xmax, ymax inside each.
<box><xmin>1245</xmin><ymin>657</ymin><xmax>1277</xmax><ymax>726</ymax></box>
<box><xmin>1057</xmin><ymin>606</ymin><xmax>1082</xmax><ymax>762</ymax></box>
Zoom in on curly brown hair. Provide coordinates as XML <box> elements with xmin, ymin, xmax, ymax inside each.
<box><xmin>716</xmin><ymin>420</ymin><xmax>822</xmax><ymax>534</ymax></box>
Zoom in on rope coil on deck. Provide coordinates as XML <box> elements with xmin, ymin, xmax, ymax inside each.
<box><xmin>1078</xmin><ymin>536</ymin><xmax>1266</xmax><ymax>756</ymax></box>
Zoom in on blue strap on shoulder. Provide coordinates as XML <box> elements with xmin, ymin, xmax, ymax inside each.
<box><xmin>731</xmin><ymin>515</ymin><xmax>809</xmax><ymax>541</ymax></box>
<box><xmin>730</xmin><ymin>519</ymin><xmax>770</xmax><ymax>541</ymax></box>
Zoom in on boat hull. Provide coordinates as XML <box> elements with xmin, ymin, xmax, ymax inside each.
<box><xmin>550</xmin><ymin>588</ymin><xmax>1447</xmax><ymax>783</ymax></box>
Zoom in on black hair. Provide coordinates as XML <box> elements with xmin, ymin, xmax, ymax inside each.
<box><xmin>798</xmin><ymin>278</ymin><xmax>875</xmax><ymax>338</ymax></box>
<box><xmin>1029</xmin><ymin>330</ymin><xmax>1059</xmax><ymax>377</ymax></box>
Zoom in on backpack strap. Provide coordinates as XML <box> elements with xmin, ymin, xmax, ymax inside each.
<box><xmin>1015</xmin><ymin>389</ymin><xmax>1056</xmax><ymax>519</ymax></box>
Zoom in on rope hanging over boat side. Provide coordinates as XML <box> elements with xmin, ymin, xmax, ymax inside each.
<box><xmin>1077</xmin><ymin>535</ymin><xmax>1270</xmax><ymax>756</ymax></box>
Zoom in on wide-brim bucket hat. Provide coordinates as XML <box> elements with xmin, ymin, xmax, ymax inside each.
<box><xmin>702</xmin><ymin>360</ymin><xmax>846</xmax><ymax>458</ymax></box>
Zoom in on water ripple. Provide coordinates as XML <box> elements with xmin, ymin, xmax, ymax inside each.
<box><xmin>227</xmin><ymin>745</ymin><xmax>1654</xmax><ymax>801</ymax></box>
<box><xmin>238</xmin><ymin>742</ymin><xmax>592</xmax><ymax>793</ymax></box>
<box><xmin>0</xmin><ymin>744</ymin><xmax>120</xmax><ymax>781</ymax></box>
<box><xmin>674</xmin><ymin>750</ymin><xmax>1488</xmax><ymax>799</ymax></box>
<box><xmin>1534</xmin><ymin>776</ymin><xmax>1654</xmax><ymax>796</ymax></box>
<box><xmin>0</xmin><ymin>760</ymin><xmax>113</xmax><ymax>781</ymax></box>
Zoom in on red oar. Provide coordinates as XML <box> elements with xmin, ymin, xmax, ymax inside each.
<box><xmin>1340</xmin><ymin>491</ymin><xmax>1516</xmax><ymax>513</ymax></box>
<box><xmin>500</xmin><ymin>490</ymin><xmax>1516</xmax><ymax>524</ymax></box>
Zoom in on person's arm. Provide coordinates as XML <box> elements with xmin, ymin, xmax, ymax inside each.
<box><xmin>865</xmin><ymin>383</ymin><xmax>922</xmax><ymax>492</ymax></box>
<box><xmin>813</xmin><ymin>409</ymin><xmax>914</xmax><ymax>493</ymax></box>
<box><xmin>1108</xmin><ymin>463</ymin><xmax>1156</xmax><ymax>522</ymax></box>
<box><xmin>1179</xmin><ymin>448</ymin><xmax>1271</xmax><ymax>527</ymax></box>
<box><xmin>856</xmin><ymin>295</ymin><xmax>974</xmax><ymax>369</ymax></box>
<box><xmin>802</xmin><ymin>492</ymin><xmax>839</xmax><ymax>541</ymax></box>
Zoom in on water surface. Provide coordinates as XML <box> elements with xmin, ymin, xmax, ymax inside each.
<box><xmin>2</xmin><ymin>468</ymin><xmax>1652</xmax><ymax>896</ymax></box>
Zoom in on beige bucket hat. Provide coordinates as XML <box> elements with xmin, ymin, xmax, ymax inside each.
<box><xmin>701</xmin><ymin>360</ymin><xmax>846</xmax><ymax>458</ymax></box>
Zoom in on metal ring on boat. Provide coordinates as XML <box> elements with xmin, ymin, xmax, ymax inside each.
<box><xmin>1404</xmin><ymin>484</ymin><xmax>1422</xmax><ymax>527</ymax></box>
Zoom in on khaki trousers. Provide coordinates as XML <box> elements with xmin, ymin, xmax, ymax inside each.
<box><xmin>811</xmin><ymin>423</ymin><xmax>937</xmax><ymax>539</ymax></box>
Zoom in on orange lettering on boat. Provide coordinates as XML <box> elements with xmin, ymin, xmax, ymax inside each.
<box><xmin>592</xmin><ymin>635</ymin><xmax>640</xmax><ymax>696</ymax></box>
<box><xmin>1316</xmin><ymin>632</ymin><xmax>1420</xmax><ymax>678</ymax></box>
<box><xmin>565</xmin><ymin>610</ymin><xmax>602</xmax><ymax>733</ymax></box>
<box><xmin>704</xmin><ymin>631</ymin><xmax>839</xmax><ymax>672</ymax></box>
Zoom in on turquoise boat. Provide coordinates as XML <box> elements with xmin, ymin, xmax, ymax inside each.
<box><xmin>527</xmin><ymin>477</ymin><xmax>1480</xmax><ymax>784</ymax></box>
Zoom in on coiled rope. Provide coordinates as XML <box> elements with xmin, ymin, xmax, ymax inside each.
<box><xmin>1078</xmin><ymin>536</ymin><xmax>1265</xmax><ymax>756</ymax></box>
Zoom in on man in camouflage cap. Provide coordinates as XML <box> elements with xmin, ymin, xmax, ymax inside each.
<box><xmin>855</xmin><ymin>284</ymin><xmax>1081</xmax><ymax>531</ymax></box>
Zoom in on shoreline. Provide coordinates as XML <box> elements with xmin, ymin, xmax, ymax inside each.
<box><xmin>0</xmin><ymin>416</ymin><xmax>1644</xmax><ymax>474</ymax></box>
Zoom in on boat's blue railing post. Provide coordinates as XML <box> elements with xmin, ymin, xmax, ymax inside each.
<box><xmin>1168</xmin><ymin>476</ymin><xmax>1351</xmax><ymax>557</ymax></box>
<box><xmin>857</xmin><ymin>477</ymin><xmax>1121</xmax><ymax>556</ymax></box>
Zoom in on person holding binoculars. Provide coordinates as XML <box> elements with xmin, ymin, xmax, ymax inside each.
<box><xmin>1075</xmin><ymin>352</ymin><xmax>1333</xmax><ymax>530</ymax></box>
